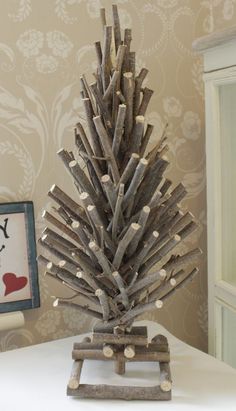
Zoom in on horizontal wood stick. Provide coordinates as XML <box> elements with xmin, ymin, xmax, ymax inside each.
<box><xmin>67</xmin><ymin>382</ymin><xmax>170</xmax><ymax>400</ymax></box>
<box><xmin>73</xmin><ymin>342</ymin><xmax>103</xmax><ymax>350</ymax></box>
<box><xmin>93</xmin><ymin>115</ymin><xmax>120</xmax><ymax>184</ymax></box>
<box><xmin>92</xmin><ymin>331</ymin><xmax>147</xmax><ymax>346</ymax></box>
<box><xmin>113</xmin><ymin>223</ymin><xmax>141</xmax><ymax>269</ymax></box>
<box><xmin>54</xmin><ymin>299</ymin><xmax>103</xmax><ymax>319</ymax></box>
<box><xmin>72</xmin><ymin>349</ymin><xmax>169</xmax><ymax>363</ymax></box>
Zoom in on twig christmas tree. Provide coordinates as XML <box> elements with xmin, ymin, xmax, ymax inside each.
<box><xmin>38</xmin><ymin>4</ymin><xmax>201</xmax><ymax>400</ymax></box>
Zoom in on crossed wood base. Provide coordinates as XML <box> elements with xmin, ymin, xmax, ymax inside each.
<box><xmin>67</xmin><ymin>326</ymin><xmax>172</xmax><ymax>400</ymax></box>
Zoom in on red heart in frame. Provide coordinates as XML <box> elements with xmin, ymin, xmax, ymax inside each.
<box><xmin>3</xmin><ymin>273</ymin><xmax>28</xmax><ymax>296</ymax></box>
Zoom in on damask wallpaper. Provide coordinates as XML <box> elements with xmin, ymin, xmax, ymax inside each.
<box><xmin>0</xmin><ymin>0</ymin><xmax>235</xmax><ymax>353</ymax></box>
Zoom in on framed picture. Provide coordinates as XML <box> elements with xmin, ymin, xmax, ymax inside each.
<box><xmin>0</xmin><ymin>201</ymin><xmax>40</xmax><ymax>313</ymax></box>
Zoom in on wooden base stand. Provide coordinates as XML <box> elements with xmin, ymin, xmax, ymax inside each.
<box><xmin>67</xmin><ymin>326</ymin><xmax>172</xmax><ymax>400</ymax></box>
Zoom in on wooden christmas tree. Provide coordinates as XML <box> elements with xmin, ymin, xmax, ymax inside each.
<box><xmin>38</xmin><ymin>5</ymin><xmax>201</xmax><ymax>400</ymax></box>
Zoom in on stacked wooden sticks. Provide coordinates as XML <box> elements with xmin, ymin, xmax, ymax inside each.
<box><xmin>38</xmin><ymin>5</ymin><xmax>201</xmax><ymax>333</ymax></box>
<box><xmin>67</xmin><ymin>327</ymin><xmax>172</xmax><ymax>400</ymax></box>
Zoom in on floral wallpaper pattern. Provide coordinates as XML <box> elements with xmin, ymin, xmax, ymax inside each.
<box><xmin>0</xmin><ymin>0</ymin><xmax>234</xmax><ymax>353</ymax></box>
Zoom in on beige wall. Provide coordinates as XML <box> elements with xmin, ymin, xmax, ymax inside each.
<box><xmin>0</xmin><ymin>0</ymin><xmax>235</xmax><ymax>353</ymax></box>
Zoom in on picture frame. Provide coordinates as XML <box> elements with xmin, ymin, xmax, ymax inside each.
<box><xmin>0</xmin><ymin>201</ymin><xmax>40</xmax><ymax>313</ymax></box>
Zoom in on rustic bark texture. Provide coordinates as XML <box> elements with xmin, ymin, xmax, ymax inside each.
<box><xmin>39</xmin><ymin>4</ymin><xmax>201</xmax><ymax>400</ymax></box>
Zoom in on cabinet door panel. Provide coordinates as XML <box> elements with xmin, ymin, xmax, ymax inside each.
<box><xmin>221</xmin><ymin>305</ymin><xmax>236</xmax><ymax>368</ymax></box>
<box><xmin>219</xmin><ymin>83</ymin><xmax>236</xmax><ymax>287</ymax></box>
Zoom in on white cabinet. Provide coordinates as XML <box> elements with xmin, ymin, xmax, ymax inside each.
<box><xmin>193</xmin><ymin>28</ymin><xmax>236</xmax><ymax>368</ymax></box>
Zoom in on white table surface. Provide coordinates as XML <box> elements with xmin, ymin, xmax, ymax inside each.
<box><xmin>0</xmin><ymin>320</ymin><xmax>236</xmax><ymax>410</ymax></box>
